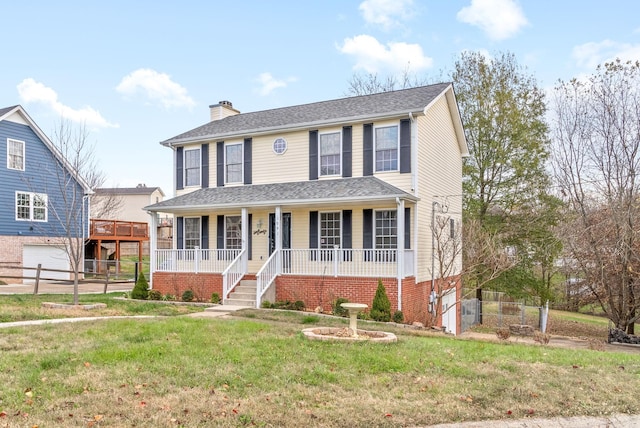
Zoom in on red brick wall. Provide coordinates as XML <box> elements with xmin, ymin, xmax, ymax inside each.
<box><xmin>151</xmin><ymin>272</ymin><xmax>222</xmax><ymax>301</ymax></box>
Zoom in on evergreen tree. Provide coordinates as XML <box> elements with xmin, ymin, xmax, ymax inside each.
<box><xmin>131</xmin><ymin>270</ymin><xmax>149</xmax><ymax>300</ymax></box>
<box><xmin>370</xmin><ymin>280</ymin><xmax>391</xmax><ymax>322</ymax></box>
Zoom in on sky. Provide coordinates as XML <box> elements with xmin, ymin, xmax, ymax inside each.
<box><xmin>3</xmin><ymin>0</ymin><xmax>640</xmax><ymax>197</ymax></box>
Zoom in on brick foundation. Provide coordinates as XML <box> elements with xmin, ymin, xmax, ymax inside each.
<box><xmin>151</xmin><ymin>272</ymin><xmax>223</xmax><ymax>301</ymax></box>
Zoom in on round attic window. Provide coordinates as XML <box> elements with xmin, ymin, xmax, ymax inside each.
<box><xmin>273</xmin><ymin>137</ymin><xmax>287</xmax><ymax>155</ymax></box>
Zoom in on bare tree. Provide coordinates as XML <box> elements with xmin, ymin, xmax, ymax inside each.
<box><xmin>552</xmin><ymin>59</ymin><xmax>640</xmax><ymax>333</ymax></box>
<box><xmin>43</xmin><ymin>121</ymin><xmax>99</xmax><ymax>305</ymax></box>
<box><xmin>344</xmin><ymin>65</ymin><xmax>432</xmax><ymax>96</ymax></box>
<box><xmin>90</xmin><ymin>188</ymin><xmax>124</xmax><ymax>220</ymax></box>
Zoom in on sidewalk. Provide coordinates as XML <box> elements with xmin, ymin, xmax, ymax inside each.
<box><xmin>426</xmin><ymin>413</ymin><xmax>640</xmax><ymax>427</ymax></box>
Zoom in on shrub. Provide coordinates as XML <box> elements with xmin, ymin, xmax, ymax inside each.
<box><xmin>293</xmin><ymin>300</ymin><xmax>305</xmax><ymax>311</ymax></box>
<box><xmin>332</xmin><ymin>297</ymin><xmax>349</xmax><ymax>317</ymax></box>
<box><xmin>393</xmin><ymin>310</ymin><xmax>404</xmax><ymax>324</ymax></box>
<box><xmin>370</xmin><ymin>279</ymin><xmax>391</xmax><ymax>322</ymax></box>
<box><xmin>261</xmin><ymin>300</ymin><xmax>273</xmax><ymax>309</ymax></box>
<box><xmin>211</xmin><ymin>292</ymin><xmax>221</xmax><ymax>304</ymax></box>
<box><xmin>131</xmin><ymin>271</ymin><xmax>149</xmax><ymax>300</ymax></box>
<box><xmin>181</xmin><ymin>289</ymin><xmax>194</xmax><ymax>302</ymax></box>
<box><xmin>162</xmin><ymin>294</ymin><xmax>176</xmax><ymax>301</ymax></box>
<box><xmin>148</xmin><ymin>290</ymin><xmax>162</xmax><ymax>301</ymax></box>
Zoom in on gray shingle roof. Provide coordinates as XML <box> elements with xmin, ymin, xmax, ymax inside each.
<box><xmin>95</xmin><ymin>187</ymin><xmax>164</xmax><ymax>196</ymax></box>
<box><xmin>145</xmin><ymin>177</ymin><xmax>417</xmax><ymax>212</ymax></box>
<box><xmin>0</xmin><ymin>105</ymin><xmax>19</xmax><ymax>117</ymax></box>
<box><xmin>161</xmin><ymin>83</ymin><xmax>451</xmax><ymax>145</ymax></box>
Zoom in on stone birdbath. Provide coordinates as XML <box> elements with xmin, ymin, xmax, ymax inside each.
<box><xmin>340</xmin><ymin>302</ymin><xmax>368</xmax><ymax>337</ymax></box>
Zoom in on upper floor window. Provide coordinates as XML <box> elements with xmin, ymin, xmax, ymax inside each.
<box><xmin>225</xmin><ymin>143</ymin><xmax>243</xmax><ymax>184</ymax></box>
<box><xmin>375</xmin><ymin>125</ymin><xmax>398</xmax><ymax>172</ymax></box>
<box><xmin>375</xmin><ymin>210</ymin><xmax>397</xmax><ymax>249</ymax></box>
<box><xmin>184</xmin><ymin>217</ymin><xmax>201</xmax><ymax>249</ymax></box>
<box><xmin>225</xmin><ymin>215</ymin><xmax>242</xmax><ymax>249</ymax></box>
<box><xmin>7</xmin><ymin>139</ymin><xmax>25</xmax><ymax>171</ymax></box>
<box><xmin>184</xmin><ymin>148</ymin><xmax>201</xmax><ymax>187</ymax></box>
<box><xmin>16</xmin><ymin>191</ymin><xmax>47</xmax><ymax>222</ymax></box>
<box><xmin>319</xmin><ymin>132</ymin><xmax>341</xmax><ymax>176</ymax></box>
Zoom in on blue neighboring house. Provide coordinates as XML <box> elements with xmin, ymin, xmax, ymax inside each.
<box><xmin>0</xmin><ymin>105</ymin><xmax>92</xmax><ymax>282</ymax></box>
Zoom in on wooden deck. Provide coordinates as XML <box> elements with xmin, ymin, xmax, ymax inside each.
<box><xmin>89</xmin><ymin>219</ymin><xmax>148</xmax><ymax>241</ymax></box>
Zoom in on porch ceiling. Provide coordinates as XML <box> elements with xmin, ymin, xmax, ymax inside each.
<box><xmin>145</xmin><ymin>176</ymin><xmax>418</xmax><ymax>213</ymax></box>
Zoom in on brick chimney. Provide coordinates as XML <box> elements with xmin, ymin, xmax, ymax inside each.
<box><xmin>209</xmin><ymin>100</ymin><xmax>240</xmax><ymax>121</ymax></box>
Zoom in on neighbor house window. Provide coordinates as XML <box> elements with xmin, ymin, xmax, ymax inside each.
<box><xmin>7</xmin><ymin>139</ymin><xmax>25</xmax><ymax>171</ymax></box>
<box><xmin>319</xmin><ymin>132</ymin><xmax>341</xmax><ymax>176</ymax></box>
<box><xmin>184</xmin><ymin>217</ymin><xmax>201</xmax><ymax>249</ymax></box>
<box><xmin>225</xmin><ymin>143</ymin><xmax>243</xmax><ymax>184</ymax></box>
<box><xmin>16</xmin><ymin>192</ymin><xmax>47</xmax><ymax>222</ymax></box>
<box><xmin>320</xmin><ymin>212</ymin><xmax>341</xmax><ymax>248</ymax></box>
<box><xmin>225</xmin><ymin>216</ymin><xmax>242</xmax><ymax>249</ymax></box>
<box><xmin>375</xmin><ymin>125</ymin><xmax>398</xmax><ymax>172</ymax></box>
<box><xmin>184</xmin><ymin>148</ymin><xmax>201</xmax><ymax>187</ymax></box>
<box><xmin>375</xmin><ymin>210</ymin><xmax>397</xmax><ymax>249</ymax></box>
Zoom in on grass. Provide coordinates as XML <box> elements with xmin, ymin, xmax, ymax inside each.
<box><xmin>0</xmin><ymin>306</ymin><xmax>639</xmax><ymax>427</ymax></box>
<box><xmin>0</xmin><ymin>293</ymin><xmax>204</xmax><ymax>323</ymax></box>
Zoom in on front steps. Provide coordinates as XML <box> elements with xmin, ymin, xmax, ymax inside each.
<box><xmin>222</xmin><ymin>279</ymin><xmax>256</xmax><ymax>308</ymax></box>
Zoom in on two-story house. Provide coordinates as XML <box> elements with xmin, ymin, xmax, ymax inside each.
<box><xmin>145</xmin><ymin>84</ymin><xmax>468</xmax><ymax>333</ymax></box>
<box><xmin>0</xmin><ymin>105</ymin><xmax>91</xmax><ymax>282</ymax></box>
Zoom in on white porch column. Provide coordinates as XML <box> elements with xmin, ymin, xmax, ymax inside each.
<box><xmin>275</xmin><ymin>206</ymin><xmax>282</xmax><ymax>272</ymax></box>
<box><xmin>396</xmin><ymin>198</ymin><xmax>405</xmax><ymax>311</ymax></box>
<box><xmin>241</xmin><ymin>207</ymin><xmax>248</xmax><ymax>251</ymax></box>
<box><xmin>148</xmin><ymin>211</ymin><xmax>158</xmax><ymax>288</ymax></box>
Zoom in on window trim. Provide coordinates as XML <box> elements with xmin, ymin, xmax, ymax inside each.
<box><xmin>7</xmin><ymin>138</ymin><xmax>25</xmax><ymax>171</ymax></box>
<box><xmin>224</xmin><ymin>142</ymin><xmax>243</xmax><ymax>184</ymax></box>
<box><xmin>318</xmin><ymin>131</ymin><xmax>342</xmax><ymax>177</ymax></box>
<box><xmin>374</xmin><ymin>124</ymin><xmax>399</xmax><ymax>172</ymax></box>
<box><xmin>374</xmin><ymin>209</ymin><xmax>397</xmax><ymax>249</ymax></box>
<box><xmin>183</xmin><ymin>217</ymin><xmax>201</xmax><ymax>249</ymax></box>
<box><xmin>15</xmin><ymin>191</ymin><xmax>48</xmax><ymax>222</ymax></box>
<box><xmin>225</xmin><ymin>215</ymin><xmax>242</xmax><ymax>249</ymax></box>
<box><xmin>183</xmin><ymin>147</ymin><xmax>201</xmax><ymax>187</ymax></box>
<box><xmin>319</xmin><ymin>211</ymin><xmax>342</xmax><ymax>249</ymax></box>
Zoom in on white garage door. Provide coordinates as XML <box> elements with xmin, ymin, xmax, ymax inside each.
<box><xmin>23</xmin><ymin>245</ymin><xmax>70</xmax><ymax>282</ymax></box>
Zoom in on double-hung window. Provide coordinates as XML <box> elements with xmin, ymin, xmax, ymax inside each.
<box><xmin>319</xmin><ymin>212</ymin><xmax>341</xmax><ymax>259</ymax></box>
<box><xmin>7</xmin><ymin>139</ymin><xmax>25</xmax><ymax>171</ymax></box>
<box><xmin>184</xmin><ymin>217</ymin><xmax>201</xmax><ymax>249</ymax></box>
<box><xmin>16</xmin><ymin>192</ymin><xmax>47</xmax><ymax>222</ymax></box>
<box><xmin>375</xmin><ymin>210</ymin><xmax>397</xmax><ymax>263</ymax></box>
<box><xmin>319</xmin><ymin>132</ymin><xmax>341</xmax><ymax>176</ymax></box>
<box><xmin>225</xmin><ymin>215</ymin><xmax>242</xmax><ymax>249</ymax></box>
<box><xmin>184</xmin><ymin>148</ymin><xmax>201</xmax><ymax>187</ymax></box>
<box><xmin>375</xmin><ymin>125</ymin><xmax>398</xmax><ymax>172</ymax></box>
<box><xmin>225</xmin><ymin>143</ymin><xmax>243</xmax><ymax>184</ymax></box>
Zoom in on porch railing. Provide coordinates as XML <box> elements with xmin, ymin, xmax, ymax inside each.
<box><xmin>256</xmin><ymin>251</ymin><xmax>279</xmax><ymax>306</ymax></box>
<box><xmin>154</xmin><ymin>249</ymin><xmax>241</xmax><ymax>274</ymax></box>
<box><xmin>222</xmin><ymin>249</ymin><xmax>247</xmax><ymax>301</ymax></box>
<box><xmin>281</xmin><ymin>248</ymin><xmax>414</xmax><ymax>278</ymax></box>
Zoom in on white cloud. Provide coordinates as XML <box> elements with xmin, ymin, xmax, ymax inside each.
<box><xmin>338</xmin><ymin>34</ymin><xmax>432</xmax><ymax>73</ymax></box>
<box><xmin>572</xmin><ymin>40</ymin><xmax>640</xmax><ymax>70</ymax></box>
<box><xmin>254</xmin><ymin>72</ymin><xmax>298</xmax><ymax>96</ymax></box>
<box><xmin>116</xmin><ymin>68</ymin><xmax>195</xmax><ymax>109</ymax></box>
<box><xmin>17</xmin><ymin>78</ymin><xmax>118</xmax><ymax>129</ymax></box>
<box><xmin>457</xmin><ymin>0</ymin><xmax>528</xmax><ymax>41</ymax></box>
<box><xmin>359</xmin><ymin>0</ymin><xmax>415</xmax><ymax>31</ymax></box>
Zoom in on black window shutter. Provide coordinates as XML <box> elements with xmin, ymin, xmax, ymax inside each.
<box><xmin>400</xmin><ymin>119</ymin><xmax>411</xmax><ymax>173</ymax></box>
<box><xmin>309</xmin><ymin>130</ymin><xmax>318</xmax><ymax>180</ymax></box>
<box><xmin>404</xmin><ymin>207</ymin><xmax>410</xmax><ymax>249</ymax></box>
<box><xmin>216</xmin><ymin>142</ymin><xmax>224</xmax><ymax>187</ymax></box>
<box><xmin>217</xmin><ymin>215</ymin><xmax>224</xmax><ymax>249</ymax></box>
<box><xmin>201</xmin><ymin>144</ymin><xmax>209</xmax><ymax>188</ymax></box>
<box><xmin>309</xmin><ymin>211</ymin><xmax>318</xmax><ymax>261</ymax></box>
<box><xmin>176</xmin><ymin>147</ymin><xmax>184</xmax><ymax>190</ymax></box>
<box><xmin>363</xmin><ymin>209</ymin><xmax>373</xmax><ymax>248</ymax></box>
<box><xmin>201</xmin><ymin>215</ymin><xmax>209</xmax><ymax>249</ymax></box>
<box><xmin>343</xmin><ymin>210</ymin><xmax>352</xmax><ymax>261</ymax></box>
<box><xmin>363</xmin><ymin>123</ymin><xmax>373</xmax><ymax>176</ymax></box>
<box><xmin>342</xmin><ymin>210</ymin><xmax>352</xmax><ymax>248</ymax></box>
<box><xmin>244</xmin><ymin>138</ymin><xmax>252</xmax><ymax>184</ymax></box>
<box><xmin>342</xmin><ymin>126</ymin><xmax>352</xmax><ymax>178</ymax></box>
<box><xmin>248</xmin><ymin>213</ymin><xmax>252</xmax><ymax>260</ymax></box>
<box><xmin>176</xmin><ymin>216</ymin><xmax>184</xmax><ymax>249</ymax></box>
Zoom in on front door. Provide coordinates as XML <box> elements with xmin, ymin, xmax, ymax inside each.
<box><xmin>269</xmin><ymin>212</ymin><xmax>291</xmax><ymax>272</ymax></box>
